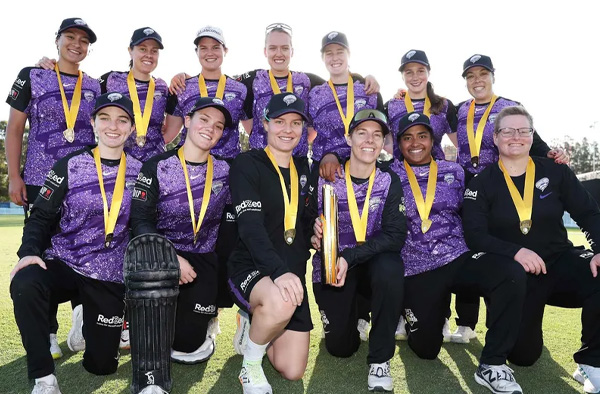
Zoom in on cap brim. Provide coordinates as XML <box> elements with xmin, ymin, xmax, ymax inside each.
<box><xmin>399</xmin><ymin>60</ymin><xmax>430</xmax><ymax>72</ymax></box>
<box><xmin>188</xmin><ymin>104</ymin><xmax>233</xmax><ymax>128</ymax></box>
<box><xmin>58</xmin><ymin>25</ymin><xmax>97</xmax><ymax>43</ymax></box>
<box><xmin>194</xmin><ymin>33</ymin><xmax>225</xmax><ymax>47</ymax></box>
<box><xmin>351</xmin><ymin>118</ymin><xmax>390</xmax><ymax>136</ymax></box>
<box><xmin>397</xmin><ymin>122</ymin><xmax>433</xmax><ymax>139</ymax></box>
<box><xmin>268</xmin><ymin>109</ymin><xmax>308</xmax><ymax>122</ymax></box>
<box><xmin>462</xmin><ymin>64</ymin><xmax>494</xmax><ymax>77</ymax></box>
<box><xmin>131</xmin><ymin>37</ymin><xmax>164</xmax><ymax>49</ymax></box>
<box><xmin>93</xmin><ymin>104</ymin><xmax>134</xmax><ymax>123</ymax></box>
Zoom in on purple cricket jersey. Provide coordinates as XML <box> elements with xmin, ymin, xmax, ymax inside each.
<box><xmin>100</xmin><ymin>71</ymin><xmax>168</xmax><ymax>162</ymax></box>
<box><xmin>311</xmin><ymin>166</ymin><xmax>391</xmax><ymax>282</ymax></box>
<box><xmin>248</xmin><ymin>70</ymin><xmax>311</xmax><ymax>157</ymax></box>
<box><xmin>309</xmin><ymin>80</ymin><xmax>380</xmax><ymax>162</ymax></box>
<box><xmin>386</xmin><ymin>98</ymin><xmax>451</xmax><ymax>160</ymax></box>
<box><xmin>456</xmin><ymin>97</ymin><xmax>518</xmax><ymax>174</ymax></box>
<box><xmin>44</xmin><ymin>151</ymin><xmax>142</xmax><ymax>283</ymax></box>
<box><xmin>154</xmin><ymin>153</ymin><xmax>230</xmax><ymax>253</ymax></box>
<box><xmin>389</xmin><ymin>159</ymin><xmax>469</xmax><ymax>276</ymax></box>
<box><xmin>7</xmin><ymin>67</ymin><xmax>100</xmax><ymax>186</ymax></box>
<box><xmin>168</xmin><ymin>75</ymin><xmax>247</xmax><ymax>159</ymax></box>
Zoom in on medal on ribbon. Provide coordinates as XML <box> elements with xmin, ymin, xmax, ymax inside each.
<box><xmin>55</xmin><ymin>64</ymin><xmax>83</xmax><ymax>143</ymax></box>
<box><xmin>404</xmin><ymin>93</ymin><xmax>431</xmax><ymax>117</ymax></box>
<box><xmin>127</xmin><ymin>71</ymin><xmax>155</xmax><ymax>148</ymax></box>
<box><xmin>198</xmin><ymin>74</ymin><xmax>226</xmax><ymax>99</ymax></box>
<box><xmin>93</xmin><ymin>148</ymin><xmax>126</xmax><ymax>247</ymax></box>
<box><xmin>404</xmin><ymin>158</ymin><xmax>437</xmax><ymax>233</ymax></box>
<box><xmin>466</xmin><ymin>95</ymin><xmax>498</xmax><ymax>168</ymax></box>
<box><xmin>328</xmin><ymin>74</ymin><xmax>355</xmax><ymax>135</ymax></box>
<box><xmin>268</xmin><ymin>70</ymin><xmax>293</xmax><ymax>94</ymax></box>
<box><xmin>498</xmin><ymin>157</ymin><xmax>535</xmax><ymax>235</ymax></box>
<box><xmin>345</xmin><ymin>161</ymin><xmax>375</xmax><ymax>243</ymax></box>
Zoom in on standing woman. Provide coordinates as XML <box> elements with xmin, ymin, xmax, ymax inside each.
<box><xmin>384</xmin><ymin>49</ymin><xmax>457</xmax><ymax>160</ymax></box>
<box><xmin>227</xmin><ymin>93</ymin><xmax>314</xmax><ymax>393</ymax></box>
<box><xmin>462</xmin><ymin>106</ymin><xmax>600</xmax><ymax>393</ymax></box>
<box><xmin>9</xmin><ymin>93</ymin><xmax>141</xmax><ymax>394</ymax></box>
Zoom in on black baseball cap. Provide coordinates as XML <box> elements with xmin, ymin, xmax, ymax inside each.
<box><xmin>130</xmin><ymin>27</ymin><xmax>164</xmax><ymax>49</ymax></box>
<box><xmin>349</xmin><ymin>109</ymin><xmax>390</xmax><ymax>136</ymax></box>
<box><xmin>264</xmin><ymin>92</ymin><xmax>308</xmax><ymax>121</ymax></box>
<box><xmin>321</xmin><ymin>31</ymin><xmax>349</xmax><ymax>52</ymax></box>
<box><xmin>57</xmin><ymin>18</ymin><xmax>97</xmax><ymax>43</ymax></box>
<box><xmin>462</xmin><ymin>54</ymin><xmax>495</xmax><ymax>77</ymax></box>
<box><xmin>187</xmin><ymin>97</ymin><xmax>233</xmax><ymax>128</ymax></box>
<box><xmin>399</xmin><ymin>49</ymin><xmax>430</xmax><ymax>72</ymax></box>
<box><xmin>397</xmin><ymin>112</ymin><xmax>433</xmax><ymax>139</ymax></box>
<box><xmin>92</xmin><ymin>92</ymin><xmax>135</xmax><ymax>122</ymax></box>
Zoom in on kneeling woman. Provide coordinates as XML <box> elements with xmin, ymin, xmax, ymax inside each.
<box><xmin>10</xmin><ymin>93</ymin><xmax>141</xmax><ymax>393</ymax></box>
<box><xmin>310</xmin><ymin>109</ymin><xmax>406</xmax><ymax>392</ymax></box>
<box><xmin>390</xmin><ymin>112</ymin><xmax>527</xmax><ymax>394</ymax></box>
<box><xmin>130</xmin><ymin>97</ymin><xmax>233</xmax><ymax>364</ymax></box>
<box><xmin>228</xmin><ymin>93</ymin><xmax>314</xmax><ymax>393</ymax></box>
<box><xmin>462</xmin><ymin>106</ymin><xmax>600</xmax><ymax>394</ymax></box>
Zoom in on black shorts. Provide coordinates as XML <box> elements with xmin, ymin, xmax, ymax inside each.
<box><xmin>228</xmin><ymin>268</ymin><xmax>313</xmax><ymax>332</ymax></box>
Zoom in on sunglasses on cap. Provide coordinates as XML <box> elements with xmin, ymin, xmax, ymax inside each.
<box><xmin>265</xmin><ymin>23</ymin><xmax>292</xmax><ymax>36</ymax></box>
<box><xmin>354</xmin><ymin>109</ymin><xmax>387</xmax><ymax>123</ymax></box>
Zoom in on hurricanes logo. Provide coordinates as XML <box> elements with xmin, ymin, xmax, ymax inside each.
<box><xmin>225</xmin><ymin>93</ymin><xmax>236</xmax><ymax>101</ymax></box>
<box><xmin>212</xmin><ymin>181</ymin><xmax>223</xmax><ymax>195</ymax></box>
<box><xmin>408</xmin><ymin>113</ymin><xmax>420</xmax><ymax>122</ymax></box>
<box><xmin>472</xmin><ymin>252</ymin><xmax>486</xmax><ymax>260</ymax></box>
<box><xmin>320</xmin><ymin>310</ymin><xmax>330</xmax><ymax>332</ymax></box>
<box><xmin>107</xmin><ymin>93</ymin><xmax>122</xmax><ymax>102</ymax></box>
<box><xmin>212</xmin><ymin>98</ymin><xmax>224</xmax><ymax>106</ymax></box>
<box><xmin>405</xmin><ymin>309</ymin><xmax>418</xmax><ymax>326</ymax></box>
<box><xmin>580</xmin><ymin>251</ymin><xmax>594</xmax><ymax>259</ymax></box>
<box><xmin>444</xmin><ymin>173</ymin><xmax>455</xmax><ymax>184</ymax></box>
<box><xmin>470</xmin><ymin>55</ymin><xmax>482</xmax><ymax>63</ymax></box>
<box><xmin>143</xmin><ymin>28</ymin><xmax>155</xmax><ymax>36</ymax></box>
<box><xmin>84</xmin><ymin>91</ymin><xmax>95</xmax><ymax>102</ymax></box>
<box><xmin>399</xmin><ymin>196</ymin><xmax>406</xmax><ymax>214</ymax></box>
<box><xmin>294</xmin><ymin>86</ymin><xmax>304</xmax><ymax>95</ymax></box>
<box><xmin>369</xmin><ymin>196</ymin><xmax>381</xmax><ymax>212</ymax></box>
<box><xmin>327</xmin><ymin>32</ymin><xmax>339</xmax><ymax>40</ymax></box>
<box><xmin>300</xmin><ymin>175</ymin><xmax>307</xmax><ymax>188</ymax></box>
<box><xmin>74</xmin><ymin>19</ymin><xmax>87</xmax><ymax>26</ymax></box>
<box><xmin>406</xmin><ymin>50</ymin><xmax>416</xmax><ymax>59</ymax></box>
<box><xmin>355</xmin><ymin>99</ymin><xmax>366</xmax><ymax>109</ymax></box>
<box><xmin>536</xmin><ymin>177</ymin><xmax>549</xmax><ymax>192</ymax></box>
<box><xmin>283</xmin><ymin>95</ymin><xmax>297</xmax><ymax>106</ymax></box>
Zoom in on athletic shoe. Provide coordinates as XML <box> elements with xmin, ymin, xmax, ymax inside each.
<box><xmin>451</xmin><ymin>325</ymin><xmax>477</xmax><ymax>344</ymax></box>
<box><xmin>171</xmin><ymin>336</ymin><xmax>215</xmax><ymax>364</ymax></box>
<box><xmin>395</xmin><ymin>316</ymin><xmax>407</xmax><ymax>341</ymax></box>
<box><xmin>239</xmin><ymin>360</ymin><xmax>273</xmax><ymax>394</ymax></box>
<box><xmin>32</xmin><ymin>375</ymin><xmax>61</xmax><ymax>394</ymax></box>
<box><xmin>474</xmin><ymin>363</ymin><xmax>522</xmax><ymax>394</ymax></box>
<box><xmin>442</xmin><ymin>318</ymin><xmax>452</xmax><ymax>343</ymax></box>
<box><xmin>574</xmin><ymin>364</ymin><xmax>600</xmax><ymax>393</ymax></box>
<box><xmin>119</xmin><ymin>328</ymin><xmax>130</xmax><ymax>350</ymax></box>
<box><xmin>368</xmin><ymin>360</ymin><xmax>393</xmax><ymax>392</ymax></box>
<box><xmin>358</xmin><ymin>318</ymin><xmax>370</xmax><ymax>342</ymax></box>
<box><xmin>49</xmin><ymin>334</ymin><xmax>62</xmax><ymax>359</ymax></box>
<box><xmin>138</xmin><ymin>385</ymin><xmax>168</xmax><ymax>394</ymax></box>
<box><xmin>67</xmin><ymin>305</ymin><xmax>85</xmax><ymax>352</ymax></box>
<box><xmin>233</xmin><ymin>309</ymin><xmax>250</xmax><ymax>355</ymax></box>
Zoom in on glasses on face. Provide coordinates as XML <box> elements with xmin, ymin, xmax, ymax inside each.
<box><xmin>496</xmin><ymin>127</ymin><xmax>534</xmax><ymax>138</ymax></box>
<box><xmin>265</xmin><ymin>23</ymin><xmax>293</xmax><ymax>36</ymax></box>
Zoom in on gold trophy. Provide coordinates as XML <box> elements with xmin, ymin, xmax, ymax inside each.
<box><xmin>321</xmin><ymin>184</ymin><xmax>339</xmax><ymax>285</ymax></box>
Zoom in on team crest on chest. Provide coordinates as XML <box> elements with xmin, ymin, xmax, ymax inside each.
<box><xmin>444</xmin><ymin>173</ymin><xmax>455</xmax><ymax>184</ymax></box>
<box><xmin>294</xmin><ymin>86</ymin><xmax>304</xmax><ymax>95</ymax></box>
<box><xmin>369</xmin><ymin>196</ymin><xmax>381</xmax><ymax>212</ymax></box>
<box><xmin>225</xmin><ymin>92</ymin><xmax>236</xmax><ymax>102</ymax></box>
<box><xmin>535</xmin><ymin>177</ymin><xmax>549</xmax><ymax>192</ymax></box>
<box><xmin>212</xmin><ymin>181</ymin><xmax>223</xmax><ymax>195</ymax></box>
<box><xmin>84</xmin><ymin>91</ymin><xmax>95</xmax><ymax>102</ymax></box>
<box><xmin>153</xmin><ymin>91</ymin><xmax>163</xmax><ymax>98</ymax></box>
<box><xmin>355</xmin><ymin>99</ymin><xmax>367</xmax><ymax>109</ymax></box>
<box><xmin>488</xmin><ymin>114</ymin><xmax>497</xmax><ymax>123</ymax></box>
<box><xmin>300</xmin><ymin>175</ymin><xmax>307</xmax><ymax>188</ymax></box>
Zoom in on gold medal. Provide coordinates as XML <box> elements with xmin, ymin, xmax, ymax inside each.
<box><xmin>405</xmin><ymin>93</ymin><xmax>431</xmax><ymax>117</ymax></box>
<box><xmin>466</xmin><ymin>96</ymin><xmax>497</xmax><ymax>168</ymax></box>
<box><xmin>404</xmin><ymin>159</ymin><xmax>438</xmax><ymax>235</ymax></box>
<box><xmin>328</xmin><ymin>74</ymin><xmax>355</xmax><ymax>135</ymax></box>
<box><xmin>268</xmin><ymin>70</ymin><xmax>293</xmax><ymax>94</ymax></box>
<box><xmin>520</xmin><ymin>220</ymin><xmax>532</xmax><ymax>235</ymax></box>
<box><xmin>198</xmin><ymin>74</ymin><xmax>227</xmax><ymax>99</ymax></box>
<box><xmin>136</xmin><ymin>135</ymin><xmax>146</xmax><ymax>147</ymax></box>
<box><xmin>345</xmin><ymin>161</ymin><xmax>375</xmax><ymax>243</ymax></box>
<box><xmin>471</xmin><ymin>156</ymin><xmax>479</xmax><ymax>168</ymax></box>
<box><xmin>63</xmin><ymin>128</ymin><xmax>75</xmax><ymax>143</ymax></box>
<box><xmin>284</xmin><ymin>229</ymin><xmax>296</xmax><ymax>245</ymax></box>
<box><xmin>421</xmin><ymin>218</ymin><xmax>432</xmax><ymax>233</ymax></box>
<box><xmin>499</xmin><ymin>158</ymin><xmax>535</xmax><ymax>236</ymax></box>
<box><xmin>105</xmin><ymin>233</ymin><xmax>114</xmax><ymax>248</ymax></box>
<box><xmin>127</xmin><ymin>71</ymin><xmax>155</xmax><ymax>149</ymax></box>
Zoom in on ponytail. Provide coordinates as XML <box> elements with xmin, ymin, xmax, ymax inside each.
<box><xmin>426</xmin><ymin>81</ymin><xmax>445</xmax><ymax>115</ymax></box>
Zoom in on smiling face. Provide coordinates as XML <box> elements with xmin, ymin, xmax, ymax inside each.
<box><xmin>92</xmin><ymin>106</ymin><xmax>135</xmax><ymax>150</ymax></box>
<box><xmin>322</xmin><ymin>43</ymin><xmax>349</xmax><ymax>79</ymax></box>
<box><xmin>264</xmin><ymin>31</ymin><xmax>293</xmax><ymax>75</ymax></box>
<box><xmin>493</xmin><ymin>114</ymin><xmax>533</xmax><ymax>159</ymax></box>
<box><xmin>184</xmin><ymin>106</ymin><xmax>226</xmax><ymax>153</ymax></box>
<box><xmin>263</xmin><ymin>112</ymin><xmax>303</xmax><ymax>156</ymax></box>
<box><xmin>196</xmin><ymin>37</ymin><xmax>227</xmax><ymax>73</ymax></box>
<box><xmin>129</xmin><ymin>40</ymin><xmax>160</xmax><ymax>75</ymax></box>
<box><xmin>346</xmin><ymin>120</ymin><xmax>384</xmax><ymax>167</ymax></box>
<box><xmin>402</xmin><ymin>63</ymin><xmax>429</xmax><ymax>98</ymax></box>
<box><xmin>465</xmin><ymin>66</ymin><xmax>495</xmax><ymax>103</ymax></box>
<box><xmin>399</xmin><ymin>125</ymin><xmax>433</xmax><ymax>165</ymax></box>
<box><xmin>56</xmin><ymin>28</ymin><xmax>90</xmax><ymax>64</ymax></box>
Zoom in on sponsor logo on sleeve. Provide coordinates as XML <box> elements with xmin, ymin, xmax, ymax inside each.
<box><xmin>39</xmin><ymin>185</ymin><xmax>54</xmax><ymax>200</ymax></box>
<box><xmin>136</xmin><ymin>173</ymin><xmax>153</xmax><ymax>186</ymax></box>
<box><xmin>132</xmin><ymin>188</ymin><xmax>147</xmax><ymax>201</ymax></box>
<box><xmin>9</xmin><ymin>88</ymin><xmax>19</xmax><ymax>100</ymax></box>
<box><xmin>96</xmin><ymin>314</ymin><xmax>124</xmax><ymax>328</ymax></box>
<box><xmin>225</xmin><ymin>212</ymin><xmax>236</xmax><ymax>222</ymax></box>
<box><xmin>14</xmin><ymin>78</ymin><xmax>26</xmax><ymax>89</ymax></box>
<box><xmin>194</xmin><ymin>304</ymin><xmax>216</xmax><ymax>314</ymax></box>
<box><xmin>463</xmin><ymin>188</ymin><xmax>478</xmax><ymax>201</ymax></box>
<box><xmin>235</xmin><ymin>200</ymin><xmax>262</xmax><ymax>216</ymax></box>
<box><xmin>45</xmin><ymin>170</ymin><xmax>65</xmax><ymax>186</ymax></box>
<box><xmin>471</xmin><ymin>252</ymin><xmax>486</xmax><ymax>260</ymax></box>
<box><xmin>579</xmin><ymin>251</ymin><xmax>594</xmax><ymax>259</ymax></box>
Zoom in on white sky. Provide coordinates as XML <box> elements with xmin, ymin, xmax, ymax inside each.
<box><xmin>2</xmin><ymin>0</ymin><xmax>599</xmax><ymax>145</ymax></box>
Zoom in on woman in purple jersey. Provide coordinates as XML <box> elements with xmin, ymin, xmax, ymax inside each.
<box><xmin>9</xmin><ymin>93</ymin><xmax>141</xmax><ymax>394</ymax></box>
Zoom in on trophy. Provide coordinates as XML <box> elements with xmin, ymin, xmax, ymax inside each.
<box><xmin>321</xmin><ymin>184</ymin><xmax>339</xmax><ymax>285</ymax></box>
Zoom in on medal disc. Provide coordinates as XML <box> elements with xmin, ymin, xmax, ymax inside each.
<box><xmin>471</xmin><ymin>156</ymin><xmax>479</xmax><ymax>168</ymax></box>
<box><xmin>284</xmin><ymin>229</ymin><xmax>296</xmax><ymax>245</ymax></box>
<box><xmin>136</xmin><ymin>135</ymin><xmax>146</xmax><ymax>147</ymax></box>
<box><xmin>421</xmin><ymin>218</ymin><xmax>432</xmax><ymax>233</ymax></box>
<box><xmin>520</xmin><ymin>220</ymin><xmax>532</xmax><ymax>235</ymax></box>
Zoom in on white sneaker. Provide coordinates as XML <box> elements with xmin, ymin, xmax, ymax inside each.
<box><xmin>138</xmin><ymin>385</ymin><xmax>168</xmax><ymax>394</ymax></box>
<box><xmin>171</xmin><ymin>336</ymin><xmax>215</xmax><ymax>364</ymax></box>
<box><xmin>395</xmin><ymin>316</ymin><xmax>407</xmax><ymax>341</ymax></box>
<box><xmin>119</xmin><ymin>328</ymin><xmax>130</xmax><ymax>350</ymax></box>
<box><xmin>358</xmin><ymin>318</ymin><xmax>370</xmax><ymax>342</ymax></box>
<box><xmin>451</xmin><ymin>325</ymin><xmax>477</xmax><ymax>344</ymax></box>
<box><xmin>233</xmin><ymin>309</ymin><xmax>250</xmax><ymax>355</ymax></box>
<box><xmin>474</xmin><ymin>364</ymin><xmax>522</xmax><ymax>394</ymax></box>
<box><xmin>368</xmin><ymin>360</ymin><xmax>393</xmax><ymax>392</ymax></box>
<box><xmin>574</xmin><ymin>364</ymin><xmax>600</xmax><ymax>393</ymax></box>
<box><xmin>67</xmin><ymin>305</ymin><xmax>85</xmax><ymax>352</ymax></box>
<box><xmin>443</xmin><ymin>318</ymin><xmax>452</xmax><ymax>343</ymax></box>
<box><xmin>32</xmin><ymin>375</ymin><xmax>61</xmax><ymax>394</ymax></box>
<box><xmin>49</xmin><ymin>334</ymin><xmax>62</xmax><ymax>359</ymax></box>
<box><xmin>239</xmin><ymin>360</ymin><xmax>273</xmax><ymax>394</ymax></box>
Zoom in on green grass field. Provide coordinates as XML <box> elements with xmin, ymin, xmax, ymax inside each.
<box><xmin>0</xmin><ymin>215</ymin><xmax>587</xmax><ymax>393</ymax></box>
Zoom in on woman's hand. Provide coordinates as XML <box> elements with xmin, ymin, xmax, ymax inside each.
<box><xmin>363</xmin><ymin>75</ymin><xmax>380</xmax><ymax>95</ymax></box>
<box><xmin>589</xmin><ymin>254</ymin><xmax>600</xmax><ymax>277</ymax></box>
<box><xmin>274</xmin><ymin>272</ymin><xmax>304</xmax><ymax>306</ymax></box>
<box><xmin>36</xmin><ymin>56</ymin><xmax>56</xmax><ymax>70</ymax></box>
<box><xmin>169</xmin><ymin>72</ymin><xmax>189</xmax><ymax>95</ymax></box>
<box><xmin>547</xmin><ymin>148</ymin><xmax>569</xmax><ymax>164</ymax></box>
<box><xmin>514</xmin><ymin>248</ymin><xmax>547</xmax><ymax>275</ymax></box>
<box><xmin>319</xmin><ymin>154</ymin><xmax>342</xmax><ymax>182</ymax></box>
<box><xmin>178</xmin><ymin>255</ymin><xmax>196</xmax><ymax>285</ymax></box>
<box><xmin>330</xmin><ymin>256</ymin><xmax>348</xmax><ymax>287</ymax></box>
<box><xmin>311</xmin><ymin>217</ymin><xmax>323</xmax><ymax>251</ymax></box>
<box><xmin>10</xmin><ymin>256</ymin><xmax>46</xmax><ymax>281</ymax></box>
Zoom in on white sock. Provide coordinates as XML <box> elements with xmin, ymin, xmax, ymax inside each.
<box><xmin>244</xmin><ymin>337</ymin><xmax>268</xmax><ymax>362</ymax></box>
<box><xmin>35</xmin><ymin>374</ymin><xmax>56</xmax><ymax>385</ymax></box>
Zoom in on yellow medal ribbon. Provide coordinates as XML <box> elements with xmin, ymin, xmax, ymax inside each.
<box><xmin>403</xmin><ymin>158</ymin><xmax>438</xmax><ymax>233</ymax></box>
<box><xmin>127</xmin><ymin>71</ymin><xmax>155</xmax><ymax>147</ymax></box>
<box><xmin>344</xmin><ymin>160</ymin><xmax>375</xmax><ymax>243</ymax></box>
<box><xmin>55</xmin><ymin>64</ymin><xmax>83</xmax><ymax>143</ymax></box>
<box><xmin>405</xmin><ymin>93</ymin><xmax>431</xmax><ymax>117</ymax></box>
<box><xmin>328</xmin><ymin>74</ymin><xmax>355</xmax><ymax>135</ymax></box>
<box><xmin>466</xmin><ymin>95</ymin><xmax>497</xmax><ymax>167</ymax></box>
<box><xmin>178</xmin><ymin>148</ymin><xmax>214</xmax><ymax>244</ymax></box>
<box><xmin>268</xmin><ymin>70</ymin><xmax>293</xmax><ymax>94</ymax></box>
<box><xmin>198</xmin><ymin>74</ymin><xmax>226</xmax><ymax>99</ymax></box>
<box><xmin>264</xmin><ymin>147</ymin><xmax>298</xmax><ymax>245</ymax></box>
<box><xmin>93</xmin><ymin>147</ymin><xmax>127</xmax><ymax>247</ymax></box>
<box><xmin>498</xmin><ymin>157</ymin><xmax>535</xmax><ymax>235</ymax></box>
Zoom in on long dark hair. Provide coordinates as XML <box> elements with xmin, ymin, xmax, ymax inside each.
<box><xmin>426</xmin><ymin>81</ymin><xmax>445</xmax><ymax>115</ymax></box>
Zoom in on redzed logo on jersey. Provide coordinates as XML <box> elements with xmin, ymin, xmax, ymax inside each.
<box><xmin>132</xmin><ymin>188</ymin><xmax>147</xmax><ymax>201</ymax></box>
<box><xmin>39</xmin><ymin>186</ymin><xmax>54</xmax><ymax>200</ymax></box>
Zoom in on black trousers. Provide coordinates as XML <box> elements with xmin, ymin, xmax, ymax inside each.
<box><xmin>10</xmin><ymin>259</ymin><xmax>125</xmax><ymax>379</ymax></box>
<box><xmin>508</xmin><ymin>248</ymin><xmax>600</xmax><ymax>367</ymax></box>
<box><xmin>172</xmin><ymin>251</ymin><xmax>218</xmax><ymax>353</ymax></box>
<box><xmin>404</xmin><ymin>251</ymin><xmax>526</xmax><ymax>365</ymax></box>
<box><xmin>313</xmin><ymin>252</ymin><xmax>404</xmax><ymax>364</ymax></box>
<box><xmin>214</xmin><ymin>204</ymin><xmax>236</xmax><ymax>308</ymax></box>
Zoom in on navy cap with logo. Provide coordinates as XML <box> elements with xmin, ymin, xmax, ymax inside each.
<box><xmin>92</xmin><ymin>92</ymin><xmax>135</xmax><ymax>123</ymax></box>
<box><xmin>57</xmin><ymin>18</ymin><xmax>97</xmax><ymax>43</ymax></box>
<box><xmin>399</xmin><ymin>49</ymin><xmax>430</xmax><ymax>72</ymax></box>
<box><xmin>397</xmin><ymin>112</ymin><xmax>433</xmax><ymax>139</ymax></box>
<box><xmin>349</xmin><ymin>109</ymin><xmax>390</xmax><ymax>136</ymax></box>
<box><xmin>130</xmin><ymin>27</ymin><xmax>164</xmax><ymax>49</ymax></box>
<box><xmin>264</xmin><ymin>92</ymin><xmax>308</xmax><ymax>121</ymax></box>
<box><xmin>187</xmin><ymin>97</ymin><xmax>233</xmax><ymax>128</ymax></box>
<box><xmin>462</xmin><ymin>54</ymin><xmax>495</xmax><ymax>77</ymax></box>
<box><xmin>321</xmin><ymin>31</ymin><xmax>349</xmax><ymax>52</ymax></box>
<box><xmin>194</xmin><ymin>26</ymin><xmax>226</xmax><ymax>48</ymax></box>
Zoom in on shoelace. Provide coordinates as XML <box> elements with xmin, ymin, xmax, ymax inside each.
<box><xmin>369</xmin><ymin>361</ymin><xmax>391</xmax><ymax>378</ymax></box>
<box><xmin>481</xmin><ymin>364</ymin><xmax>516</xmax><ymax>383</ymax></box>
